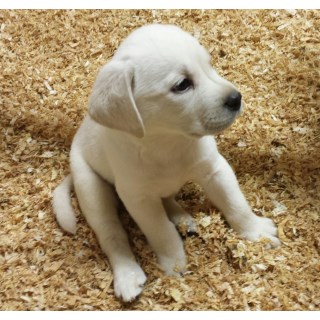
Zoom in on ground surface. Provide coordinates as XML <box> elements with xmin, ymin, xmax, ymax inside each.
<box><xmin>0</xmin><ymin>10</ymin><xmax>319</xmax><ymax>310</ymax></box>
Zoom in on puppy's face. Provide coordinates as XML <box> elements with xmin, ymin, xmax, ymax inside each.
<box><xmin>116</xmin><ymin>24</ymin><xmax>243</xmax><ymax>138</ymax></box>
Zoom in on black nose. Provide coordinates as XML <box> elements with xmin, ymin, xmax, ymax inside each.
<box><xmin>224</xmin><ymin>91</ymin><xmax>242</xmax><ymax>111</ymax></box>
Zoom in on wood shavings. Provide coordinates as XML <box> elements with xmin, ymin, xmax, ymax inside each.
<box><xmin>292</xmin><ymin>126</ymin><xmax>310</xmax><ymax>134</ymax></box>
<box><xmin>38</xmin><ymin>210</ymin><xmax>46</xmax><ymax>220</ymax></box>
<box><xmin>39</xmin><ymin>151</ymin><xmax>55</xmax><ymax>158</ymax></box>
<box><xmin>277</xmin><ymin>22</ymin><xmax>292</xmax><ymax>30</ymax></box>
<box><xmin>237</xmin><ymin>140</ymin><xmax>247</xmax><ymax>148</ymax></box>
<box><xmin>272</xmin><ymin>200</ymin><xmax>287</xmax><ymax>216</ymax></box>
<box><xmin>251</xmin><ymin>263</ymin><xmax>268</xmax><ymax>272</ymax></box>
<box><xmin>169</xmin><ymin>288</ymin><xmax>183</xmax><ymax>303</ymax></box>
<box><xmin>1</xmin><ymin>9</ymin><xmax>319</xmax><ymax>311</ymax></box>
<box><xmin>199</xmin><ymin>216</ymin><xmax>212</xmax><ymax>228</ymax></box>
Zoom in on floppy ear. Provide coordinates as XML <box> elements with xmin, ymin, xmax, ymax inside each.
<box><xmin>88</xmin><ymin>60</ymin><xmax>145</xmax><ymax>138</ymax></box>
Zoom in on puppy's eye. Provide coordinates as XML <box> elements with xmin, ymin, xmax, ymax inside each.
<box><xmin>171</xmin><ymin>78</ymin><xmax>193</xmax><ymax>93</ymax></box>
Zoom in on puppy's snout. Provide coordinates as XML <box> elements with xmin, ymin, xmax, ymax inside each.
<box><xmin>224</xmin><ymin>91</ymin><xmax>242</xmax><ymax>111</ymax></box>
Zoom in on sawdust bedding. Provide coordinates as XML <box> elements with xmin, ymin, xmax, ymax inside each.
<box><xmin>0</xmin><ymin>9</ymin><xmax>319</xmax><ymax>311</ymax></box>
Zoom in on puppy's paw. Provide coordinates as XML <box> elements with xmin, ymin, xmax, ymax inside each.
<box><xmin>164</xmin><ymin>198</ymin><xmax>198</xmax><ymax>236</ymax></box>
<box><xmin>158</xmin><ymin>253</ymin><xmax>187</xmax><ymax>276</ymax></box>
<box><xmin>113</xmin><ymin>263</ymin><xmax>147</xmax><ymax>302</ymax></box>
<box><xmin>174</xmin><ymin>213</ymin><xmax>198</xmax><ymax>236</ymax></box>
<box><xmin>170</xmin><ymin>212</ymin><xmax>198</xmax><ymax>236</ymax></box>
<box><xmin>238</xmin><ymin>216</ymin><xmax>281</xmax><ymax>248</ymax></box>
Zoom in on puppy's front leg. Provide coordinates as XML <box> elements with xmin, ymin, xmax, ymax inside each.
<box><xmin>196</xmin><ymin>155</ymin><xmax>280</xmax><ymax>247</ymax></box>
<box><xmin>71</xmin><ymin>160</ymin><xmax>146</xmax><ymax>302</ymax></box>
<box><xmin>117</xmin><ymin>190</ymin><xmax>186</xmax><ymax>275</ymax></box>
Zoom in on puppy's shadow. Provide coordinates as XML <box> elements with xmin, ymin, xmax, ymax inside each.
<box><xmin>1</xmin><ymin>103</ymin><xmax>81</xmax><ymax>151</ymax></box>
<box><xmin>220</xmin><ymin>137</ymin><xmax>319</xmax><ymax>193</ymax></box>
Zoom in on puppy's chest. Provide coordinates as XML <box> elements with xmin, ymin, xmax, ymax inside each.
<box><xmin>103</xmin><ymin>135</ymin><xmax>200</xmax><ymax>196</ymax></box>
<box><xmin>136</xmin><ymin>152</ymin><xmax>191</xmax><ymax>195</ymax></box>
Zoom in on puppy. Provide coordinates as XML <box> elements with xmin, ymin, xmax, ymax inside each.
<box><xmin>53</xmin><ymin>24</ymin><xmax>280</xmax><ymax>302</ymax></box>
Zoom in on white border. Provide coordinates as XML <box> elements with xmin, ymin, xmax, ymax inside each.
<box><xmin>2</xmin><ymin>311</ymin><xmax>320</xmax><ymax>320</ymax></box>
<box><xmin>1</xmin><ymin>0</ymin><xmax>320</xmax><ymax>9</ymax></box>
<box><xmin>1</xmin><ymin>0</ymin><xmax>319</xmax><ymax>317</ymax></box>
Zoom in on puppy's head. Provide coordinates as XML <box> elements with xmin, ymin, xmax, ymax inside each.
<box><xmin>89</xmin><ymin>24</ymin><xmax>243</xmax><ymax>138</ymax></box>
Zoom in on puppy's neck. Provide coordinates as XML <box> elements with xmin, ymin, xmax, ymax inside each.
<box><xmin>104</xmin><ymin>126</ymin><xmax>208</xmax><ymax>154</ymax></box>
<box><xmin>131</xmin><ymin>130</ymin><xmax>199</xmax><ymax>147</ymax></box>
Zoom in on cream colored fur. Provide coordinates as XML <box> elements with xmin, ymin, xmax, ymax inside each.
<box><xmin>53</xmin><ymin>24</ymin><xmax>280</xmax><ymax>302</ymax></box>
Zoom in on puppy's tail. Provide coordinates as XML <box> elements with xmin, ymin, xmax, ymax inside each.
<box><xmin>52</xmin><ymin>174</ymin><xmax>77</xmax><ymax>234</ymax></box>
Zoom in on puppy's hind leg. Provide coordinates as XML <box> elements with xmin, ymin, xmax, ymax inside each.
<box><xmin>71</xmin><ymin>157</ymin><xmax>146</xmax><ymax>302</ymax></box>
<box><xmin>163</xmin><ymin>196</ymin><xmax>198</xmax><ymax>236</ymax></box>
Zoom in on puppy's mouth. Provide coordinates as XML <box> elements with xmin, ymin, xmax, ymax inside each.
<box><xmin>191</xmin><ymin>116</ymin><xmax>238</xmax><ymax>138</ymax></box>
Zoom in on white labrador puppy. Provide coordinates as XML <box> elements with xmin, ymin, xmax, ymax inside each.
<box><xmin>53</xmin><ymin>24</ymin><xmax>280</xmax><ymax>302</ymax></box>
